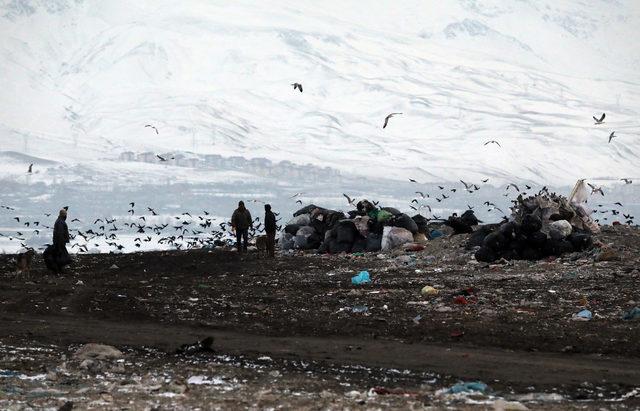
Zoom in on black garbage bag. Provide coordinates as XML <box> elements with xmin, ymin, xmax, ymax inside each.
<box><xmin>307</xmin><ymin>232</ymin><xmax>324</xmax><ymax>249</ymax></box>
<box><xmin>351</xmin><ymin>237</ymin><xmax>367</xmax><ymax>253</ymax></box>
<box><xmin>366</xmin><ymin>232</ymin><xmax>382</xmax><ymax>252</ymax></box>
<box><xmin>568</xmin><ymin>231</ymin><xmax>592</xmax><ymax>251</ymax></box>
<box><xmin>347</xmin><ymin>210</ymin><xmax>359</xmax><ymax>219</ymax></box>
<box><xmin>466</xmin><ymin>225</ymin><xmax>499</xmax><ymax>249</ymax></box>
<box><xmin>285</xmin><ymin>224</ymin><xmax>301</xmax><ymax>236</ymax></box>
<box><xmin>336</xmin><ymin>220</ymin><xmax>358</xmax><ymax>244</ymax></box>
<box><xmin>325</xmin><ymin>212</ymin><xmax>344</xmax><ymax>230</ymax></box>
<box><xmin>412</xmin><ymin>214</ymin><xmax>430</xmax><ymax>234</ymax></box>
<box><xmin>483</xmin><ymin>231</ymin><xmax>508</xmax><ymax>251</ymax></box>
<box><xmin>330</xmin><ymin>239</ymin><xmax>352</xmax><ymax>254</ymax></box>
<box><xmin>521</xmin><ymin>214</ymin><xmax>542</xmax><ymax>234</ymax></box>
<box><xmin>460</xmin><ymin>210</ymin><xmax>480</xmax><ymax>226</ymax></box>
<box><xmin>368</xmin><ymin>218</ymin><xmax>384</xmax><ymax>235</ymax></box>
<box><xmin>527</xmin><ymin>231</ymin><xmax>548</xmax><ymax>249</ymax></box>
<box><xmin>475</xmin><ymin>246</ymin><xmax>499</xmax><ymax>263</ymax></box>
<box><xmin>310</xmin><ymin>218</ymin><xmax>327</xmax><ymax>237</ymax></box>
<box><xmin>391</xmin><ymin>213</ymin><xmax>419</xmax><ymax>234</ymax></box>
<box><xmin>294</xmin><ymin>204</ymin><xmax>321</xmax><ymax>217</ymax></box>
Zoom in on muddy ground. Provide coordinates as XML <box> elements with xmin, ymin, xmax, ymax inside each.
<box><xmin>1</xmin><ymin>225</ymin><xmax>639</xmax><ymax>410</ymax></box>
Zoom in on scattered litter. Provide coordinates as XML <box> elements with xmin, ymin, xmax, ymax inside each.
<box><xmin>109</xmin><ymin>264</ymin><xmax>119</xmax><ymax>269</ymax></box>
<box><xmin>447</xmin><ymin>381</ymin><xmax>488</xmax><ymax>394</ymax></box>
<box><xmin>412</xmin><ymin>315</ymin><xmax>422</xmax><ymax>324</ymax></box>
<box><xmin>571</xmin><ymin>309</ymin><xmax>592</xmax><ymax>321</ymax></box>
<box><xmin>420</xmin><ymin>285</ymin><xmax>439</xmax><ymax>296</ymax></box>
<box><xmin>352</xmin><ymin>306</ymin><xmax>369</xmax><ymax>313</ymax></box>
<box><xmin>351</xmin><ymin>271</ymin><xmax>371</xmax><ymax>285</ymax></box>
<box><xmin>622</xmin><ymin>307</ymin><xmax>640</xmax><ymax>320</ymax></box>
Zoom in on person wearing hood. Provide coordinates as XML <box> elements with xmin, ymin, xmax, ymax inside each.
<box><xmin>45</xmin><ymin>207</ymin><xmax>71</xmax><ymax>273</ymax></box>
<box><xmin>264</xmin><ymin>204</ymin><xmax>277</xmax><ymax>258</ymax></box>
<box><xmin>231</xmin><ymin>201</ymin><xmax>252</xmax><ymax>253</ymax></box>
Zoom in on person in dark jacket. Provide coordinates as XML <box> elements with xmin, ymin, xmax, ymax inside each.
<box><xmin>264</xmin><ymin>204</ymin><xmax>277</xmax><ymax>257</ymax></box>
<box><xmin>231</xmin><ymin>201</ymin><xmax>252</xmax><ymax>252</ymax></box>
<box><xmin>45</xmin><ymin>208</ymin><xmax>71</xmax><ymax>273</ymax></box>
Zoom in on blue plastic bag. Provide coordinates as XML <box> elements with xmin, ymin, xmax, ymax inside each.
<box><xmin>448</xmin><ymin>381</ymin><xmax>488</xmax><ymax>394</ymax></box>
<box><xmin>622</xmin><ymin>307</ymin><xmax>640</xmax><ymax>320</ymax></box>
<box><xmin>351</xmin><ymin>271</ymin><xmax>371</xmax><ymax>285</ymax></box>
<box><xmin>575</xmin><ymin>309</ymin><xmax>593</xmax><ymax>320</ymax></box>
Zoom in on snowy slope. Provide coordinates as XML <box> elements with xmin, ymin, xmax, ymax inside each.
<box><xmin>1</xmin><ymin>0</ymin><xmax>639</xmax><ymax>185</ymax></box>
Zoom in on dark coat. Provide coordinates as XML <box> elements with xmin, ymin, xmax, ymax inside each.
<box><xmin>265</xmin><ymin>210</ymin><xmax>277</xmax><ymax>233</ymax></box>
<box><xmin>232</xmin><ymin>207</ymin><xmax>252</xmax><ymax>230</ymax></box>
<box><xmin>53</xmin><ymin>217</ymin><xmax>70</xmax><ymax>248</ymax></box>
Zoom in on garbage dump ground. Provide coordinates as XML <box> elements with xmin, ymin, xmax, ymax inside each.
<box><xmin>1</xmin><ymin>225</ymin><xmax>640</xmax><ymax>409</ymax></box>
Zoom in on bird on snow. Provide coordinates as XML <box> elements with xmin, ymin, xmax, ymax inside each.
<box><xmin>593</xmin><ymin>113</ymin><xmax>605</xmax><ymax>124</ymax></box>
<box><xmin>383</xmin><ymin>113</ymin><xmax>402</xmax><ymax>129</ymax></box>
<box><xmin>291</xmin><ymin>83</ymin><xmax>303</xmax><ymax>92</ymax></box>
<box><xmin>484</xmin><ymin>140</ymin><xmax>501</xmax><ymax>147</ymax></box>
<box><xmin>608</xmin><ymin>131</ymin><xmax>616</xmax><ymax>143</ymax></box>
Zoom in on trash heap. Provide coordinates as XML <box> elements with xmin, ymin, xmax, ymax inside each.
<box><xmin>280</xmin><ymin>201</ymin><xmax>431</xmax><ymax>253</ymax></box>
<box><xmin>471</xmin><ymin>182</ymin><xmax>599</xmax><ymax>263</ymax></box>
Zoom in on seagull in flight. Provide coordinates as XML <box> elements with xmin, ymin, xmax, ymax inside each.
<box><xmin>291</xmin><ymin>83</ymin><xmax>303</xmax><ymax>92</ymax></box>
<box><xmin>484</xmin><ymin>140</ymin><xmax>501</xmax><ymax>147</ymax></box>
<box><xmin>608</xmin><ymin>131</ymin><xmax>616</xmax><ymax>143</ymax></box>
<box><xmin>620</xmin><ymin>178</ymin><xmax>632</xmax><ymax>184</ymax></box>
<box><xmin>587</xmin><ymin>183</ymin><xmax>604</xmax><ymax>196</ymax></box>
<box><xmin>28</xmin><ymin>163</ymin><xmax>33</xmax><ymax>173</ymax></box>
<box><xmin>157</xmin><ymin>155</ymin><xmax>167</xmax><ymax>161</ymax></box>
<box><xmin>343</xmin><ymin>193</ymin><xmax>355</xmax><ymax>206</ymax></box>
<box><xmin>383</xmin><ymin>113</ymin><xmax>402</xmax><ymax>129</ymax></box>
<box><xmin>289</xmin><ymin>193</ymin><xmax>303</xmax><ymax>199</ymax></box>
<box><xmin>593</xmin><ymin>113</ymin><xmax>605</xmax><ymax>124</ymax></box>
<box><xmin>145</xmin><ymin>124</ymin><xmax>159</xmax><ymax>134</ymax></box>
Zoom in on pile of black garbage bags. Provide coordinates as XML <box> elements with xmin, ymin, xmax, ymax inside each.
<box><xmin>468</xmin><ymin>193</ymin><xmax>595</xmax><ymax>262</ymax></box>
<box><xmin>280</xmin><ymin>200</ymin><xmax>431</xmax><ymax>253</ymax></box>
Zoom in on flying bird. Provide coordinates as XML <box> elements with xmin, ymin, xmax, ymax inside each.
<box><xmin>343</xmin><ymin>193</ymin><xmax>355</xmax><ymax>206</ymax></box>
<box><xmin>621</xmin><ymin>178</ymin><xmax>632</xmax><ymax>184</ymax></box>
<box><xmin>409</xmin><ymin>178</ymin><xmax>417</xmax><ymax>183</ymax></box>
<box><xmin>484</xmin><ymin>140</ymin><xmax>501</xmax><ymax>147</ymax></box>
<box><xmin>291</xmin><ymin>83</ymin><xmax>303</xmax><ymax>92</ymax></box>
<box><xmin>593</xmin><ymin>113</ymin><xmax>605</xmax><ymax>124</ymax></box>
<box><xmin>506</xmin><ymin>183</ymin><xmax>520</xmax><ymax>192</ymax></box>
<box><xmin>587</xmin><ymin>183</ymin><xmax>604</xmax><ymax>196</ymax></box>
<box><xmin>28</xmin><ymin>163</ymin><xmax>33</xmax><ymax>173</ymax></box>
<box><xmin>145</xmin><ymin>124</ymin><xmax>159</xmax><ymax>134</ymax></box>
<box><xmin>383</xmin><ymin>113</ymin><xmax>402</xmax><ymax>129</ymax></box>
<box><xmin>608</xmin><ymin>131</ymin><xmax>616</xmax><ymax>143</ymax></box>
<box><xmin>289</xmin><ymin>193</ymin><xmax>303</xmax><ymax>199</ymax></box>
<box><xmin>157</xmin><ymin>155</ymin><xmax>167</xmax><ymax>162</ymax></box>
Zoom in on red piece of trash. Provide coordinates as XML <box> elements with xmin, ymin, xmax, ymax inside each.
<box><xmin>453</xmin><ymin>295</ymin><xmax>468</xmax><ymax>305</ymax></box>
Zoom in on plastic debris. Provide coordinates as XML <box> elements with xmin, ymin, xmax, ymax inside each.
<box><xmin>572</xmin><ymin>309</ymin><xmax>592</xmax><ymax>321</ymax></box>
<box><xmin>430</xmin><ymin>229</ymin><xmax>444</xmax><ymax>239</ymax></box>
<box><xmin>420</xmin><ymin>285</ymin><xmax>439</xmax><ymax>296</ymax></box>
<box><xmin>352</xmin><ymin>306</ymin><xmax>368</xmax><ymax>313</ymax></box>
<box><xmin>622</xmin><ymin>307</ymin><xmax>640</xmax><ymax>320</ymax></box>
<box><xmin>447</xmin><ymin>381</ymin><xmax>488</xmax><ymax>394</ymax></box>
<box><xmin>412</xmin><ymin>314</ymin><xmax>422</xmax><ymax>324</ymax></box>
<box><xmin>351</xmin><ymin>271</ymin><xmax>371</xmax><ymax>285</ymax></box>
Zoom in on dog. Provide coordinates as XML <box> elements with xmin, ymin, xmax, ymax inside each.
<box><xmin>255</xmin><ymin>235</ymin><xmax>268</xmax><ymax>258</ymax></box>
<box><xmin>16</xmin><ymin>248</ymin><xmax>35</xmax><ymax>279</ymax></box>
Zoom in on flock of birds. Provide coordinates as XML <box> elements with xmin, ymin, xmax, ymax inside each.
<box><xmin>7</xmin><ymin>84</ymin><xmax>636</xmax><ymax>254</ymax></box>
<box><xmin>0</xmin><ymin>202</ymin><xmax>283</xmax><ymax>253</ymax></box>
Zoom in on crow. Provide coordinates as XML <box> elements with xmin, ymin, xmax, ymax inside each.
<box><xmin>608</xmin><ymin>131</ymin><xmax>616</xmax><ymax>143</ymax></box>
<box><xmin>157</xmin><ymin>154</ymin><xmax>167</xmax><ymax>161</ymax></box>
<box><xmin>28</xmin><ymin>163</ymin><xmax>33</xmax><ymax>173</ymax></box>
<box><xmin>383</xmin><ymin>113</ymin><xmax>402</xmax><ymax>129</ymax></box>
<box><xmin>593</xmin><ymin>113</ymin><xmax>605</xmax><ymax>124</ymax></box>
<box><xmin>621</xmin><ymin>178</ymin><xmax>632</xmax><ymax>184</ymax></box>
<box><xmin>291</xmin><ymin>83</ymin><xmax>303</xmax><ymax>92</ymax></box>
<box><xmin>484</xmin><ymin>140</ymin><xmax>501</xmax><ymax>147</ymax></box>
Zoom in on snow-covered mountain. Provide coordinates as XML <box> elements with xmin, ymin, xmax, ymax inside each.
<box><xmin>1</xmin><ymin>0</ymin><xmax>639</xmax><ymax>185</ymax></box>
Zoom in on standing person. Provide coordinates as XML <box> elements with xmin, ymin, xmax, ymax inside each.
<box><xmin>45</xmin><ymin>207</ymin><xmax>71</xmax><ymax>273</ymax></box>
<box><xmin>264</xmin><ymin>204</ymin><xmax>277</xmax><ymax>258</ymax></box>
<box><xmin>231</xmin><ymin>201</ymin><xmax>252</xmax><ymax>253</ymax></box>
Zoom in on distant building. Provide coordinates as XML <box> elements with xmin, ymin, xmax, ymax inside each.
<box><xmin>119</xmin><ymin>151</ymin><xmax>135</xmax><ymax>162</ymax></box>
<box><xmin>137</xmin><ymin>152</ymin><xmax>156</xmax><ymax>163</ymax></box>
<box><xmin>204</xmin><ymin>154</ymin><xmax>223</xmax><ymax>167</ymax></box>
